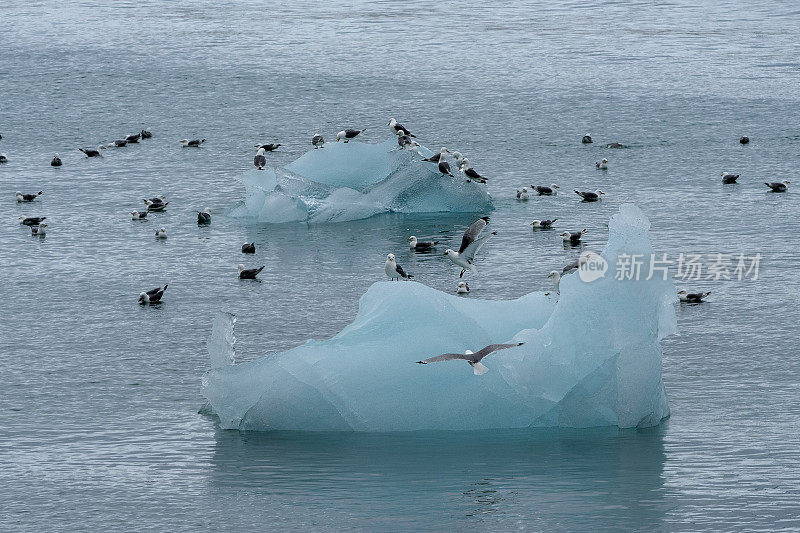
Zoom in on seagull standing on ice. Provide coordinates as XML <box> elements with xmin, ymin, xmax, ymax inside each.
<box><xmin>336</xmin><ymin>129</ymin><xmax>365</xmax><ymax>143</ymax></box>
<box><xmin>546</xmin><ymin>270</ymin><xmax>561</xmax><ymax>293</ymax></box>
<box><xmin>397</xmin><ymin>133</ymin><xmax>419</xmax><ymax>151</ymax></box>
<box><xmin>388</xmin><ymin>118</ymin><xmax>415</xmax><ymax>137</ymax></box>
<box><xmin>416</xmin><ymin>342</ymin><xmax>524</xmax><ymax>375</ymax></box>
<box><xmin>459</xmin><ymin>159</ymin><xmax>487</xmax><ymax>183</ymax></box>
<box><xmin>438</xmin><ymin>154</ymin><xmax>454</xmax><ymax>177</ymax></box>
<box><xmin>253</xmin><ymin>148</ymin><xmax>267</xmax><ymax>170</ymax></box>
<box><xmin>456</xmin><ymin>281</ymin><xmax>470</xmax><ymax>294</ymax></box>
<box><xmin>312</xmin><ymin>134</ymin><xmax>324</xmax><ymax>149</ymax></box>
<box><xmin>385</xmin><ymin>253</ymin><xmax>413</xmax><ymax>281</ymax></box>
<box><xmin>444</xmin><ymin>217</ymin><xmax>496</xmax><ymax>278</ymax></box>
<box><xmin>422</xmin><ymin>147</ymin><xmax>449</xmax><ymax>163</ymax></box>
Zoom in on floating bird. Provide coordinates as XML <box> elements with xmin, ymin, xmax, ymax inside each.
<box><xmin>130</xmin><ymin>210</ymin><xmax>148</xmax><ymax>220</ymax></box>
<box><xmin>0</xmin><ymin>134</ymin><xmax>3</xmax><ymax>140</ymax></box>
<box><xmin>79</xmin><ymin>146</ymin><xmax>106</xmax><ymax>157</ymax></box>
<box><xmin>765</xmin><ymin>180</ymin><xmax>789</xmax><ymax>192</ymax></box>
<box><xmin>408</xmin><ymin>236</ymin><xmax>439</xmax><ymax>251</ymax></box>
<box><xmin>0</xmin><ymin>153</ymin><xmax>7</xmax><ymax>163</ymax></box>
<box><xmin>516</xmin><ymin>188</ymin><xmax>529</xmax><ymax>200</ymax></box>
<box><xmin>721</xmin><ymin>172</ymin><xmax>740</xmax><ymax>184</ymax></box>
<box><xmin>31</xmin><ymin>223</ymin><xmax>47</xmax><ymax>236</ymax></box>
<box><xmin>146</xmin><ymin>201</ymin><xmax>169</xmax><ymax>212</ymax></box>
<box><xmin>416</xmin><ymin>342</ymin><xmax>524</xmax><ymax>375</ymax></box>
<box><xmin>336</xmin><ymin>129</ymin><xmax>365</xmax><ymax>142</ymax></box>
<box><xmin>253</xmin><ymin>147</ymin><xmax>267</xmax><ymax>170</ymax></box>
<box><xmin>422</xmin><ymin>147</ymin><xmax>449</xmax><ymax>163</ymax></box>
<box><xmin>238</xmin><ymin>264</ymin><xmax>265</xmax><ymax>279</ymax></box>
<box><xmin>19</xmin><ymin>216</ymin><xmax>46</xmax><ymax>226</ymax></box>
<box><xmin>241</xmin><ymin>242</ymin><xmax>256</xmax><ymax>254</ymax></box>
<box><xmin>456</xmin><ymin>281</ymin><xmax>470</xmax><ymax>294</ymax></box>
<box><xmin>385</xmin><ymin>253</ymin><xmax>413</xmax><ymax>281</ymax></box>
<box><xmin>547</xmin><ymin>270</ymin><xmax>561</xmax><ymax>291</ymax></box>
<box><xmin>197</xmin><ymin>208</ymin><xmax>211</xmax><ymax>224</ymax></box>
<box><xmin>155</xmin><ymin>227</ymin><xmax>167</xmax><ymax>239</ymax></box>
<box><xmin>561</xmin><ymin>229</ymin><xmax>586</xmax><ymax>245</ymax></box>
<box><xmin>312</xmin><ymin>134</ymin><xmax>324</xmax><ymax>149</ymax></box>
<box><xmin>388</xmin><ymin>118</ymin><xmax>415</xmax><ymax>137</ymax></box>
<box><xmin>50</xmin><ymin>154</ymin><xmax>62</xmax><ymax>167</ymax></box>
<box><xmin>531</xmin><ymin>184</ymin><xmax>560</xmax><ymax>195</ymax></box>
<box><xmin>678</xmin><ymin>290</ymin><xmax>711</xmax><ymax>303</ymax></box>
<box><xmin>438</xmin><ymin>155</ymin><xmax>453</xmax><ymax>177</ymax></box>
<box><xmin>582</xmin><ymin>133</ymin><xmax>593</xmax><ymax>144</ymax></box>
<box><xmin>125</xmin><ymin>133</ymin><xmax>141</xmax><ymax>143</ymax></box>
<box><xmin>180</xmin><ymin>138</ymin><xmax>206</xmax><ymax>147</ymax></box>
<box><xmin>574</xmin><ymin>189</ymin><xmax>606</xmax><ymax>201</ymax></box>
<box><xmin>144</xmin><ymin>196</ymin><xmax>167</xmax><ymax>206</ymax></box>
<box><xmin>110</xmin><ymin>139</ymin><xmax>127</xmax><ymax>147</ymax></box>
<box><xmin>254</xmin><ymin>143</ymin><xmax>281</xmax><ymax>151</ymax></box>
<box><xmin>139</xmin><ymin>284</ymin><xmax>167</xmax><ymax>304</ymax></box>
<box><xmin>460</xmin><ymin>159</ymin><xmax>487</xmax><ymax>183</ymax></box>
<box><xmin>606</xmin><ymin>142</ymin><xmax>626</xmax><ymax>149</ymax></box>
<box><xmin>16</xmin><ymin>191</ymin><xmax>43</xmax><ymax>202</ymax></box>
<box><xmin>596</xmin><ymin>158</ymin><xmax>608</xmax><ymax>170</ymax></box>
<box><xmin>445</xmin><ymin>217</ymin><xmax>496</xmax><ymax>278</ymax></box>
<box><xmin>140</xmin><ymin>128</ymin><xmax>152</xmax><ymax>139</ymax></box>
<box><xmin>739</xmin><ymin>136</ymin><xmax>750</xmax><ymax>145</ymax></box>
<box><xmin>530</xmin><ymin>218</ymin><xmax>557</xmax><ymax>229</ymax></box>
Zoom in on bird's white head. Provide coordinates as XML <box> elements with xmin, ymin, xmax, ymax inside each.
<box><xmin>336</xmin><ymin>131</ymin><xmax>345</xmax><ymax>141</ymax></box>
<box><xmin>458</xmin><ymin>281</ymin><xmax>467</xmax><ymax>288</ymax></box>
<box><xmin>388</xmin><ymin>118</ymin><xmax>396</xmax><ymax>127</ymax></box>
<box><xmin>256</xmin><ymin>147</ymin><xmax>265</xmax><ymax>156</ymax></box>
<box><xmin>408</xmin><ymin>236</ymin><xmax>417</xmax><ymax>243</ymax></box>
<box><xmin>139</xmin><ymin>292</ymin><xmax>147</xmax><ymax>302</ymax></box>
<box><xmin>54</xmin><ymin>153</ymin><xmax>59</xmax><ymax>157</ymax></box>
<box><xmin>444</xmin><ymin>249</ymin><xmax>455</xmax><ymax>257</ymax></box>
<box><xmin>387</xmin><ymin>253</ymin><xmax>395</xmax><ymax>262</ymax></box>
<box><xmin>522</xmin><ymin>187</ymin><xmax>528</xmax><ymax>192</ymax></box>
<box><xmin>98</xmin><ymin>145</ymin><xmax>107</xmax><ymax>151</ymax></box>
<box><xmin>18</xmin><ymin>216</ymin><xmax>25</xmax><ymax>222</ymax></box>
<box><xmin>551</xmin><ymin>183</ymin><xmax>560</xmax><ymax>189</ymax></box>
<box><xmin>585</xmin><ymin>133</ymin><xmax>591</xmax><ymax>137</ymax></box>
<box><xmin>203</xmin><ymin>207</ymin><xmax>211</xmax><ymax>214</ymax></box>
<box><xmin>530</xmin><ymin>220</ymin><xmax>541</xmax><ymax>226</ymax></box>
<box><xmin>559</xmin><ymin>231</ymin><xmax>571</xmax><ymax>238</ymax></box>
<box><xmin>238</xmin><ymin>264</ymin><xmax>245</xmax><ymax>273</ymax></box>
<box><xmin>602</xmin><ymin>158</ymin><xmax>608</xmax><ymax>163</ymax></box>
<box><xmin>596</xmin><ymin>190</ymin><xmax>606</xmax><ymax>195</ymax></box>
<box><xmin>783</xmin><ymin>180</ymin><xmax>791</xmax><ymax>185</ymax></box>
<box><xmin>547</xmin><ymin>270</ymin><xmax>560</xmax><ymax>280</ymax></box>
<box><xmin>464</xmin><ymin>350</ymin><xmax>474</xmax><ymax>355</ymax></box>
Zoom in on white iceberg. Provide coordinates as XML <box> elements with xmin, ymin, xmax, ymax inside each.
<box><xmin>202</xmin><ymin>205</ymin><xmax>676</xmax><ymax>431</ymax></box>
<box><xmin>227</xmin><ymin>138</ymin><xmax>493</xmax><ymax>224</ymax></box>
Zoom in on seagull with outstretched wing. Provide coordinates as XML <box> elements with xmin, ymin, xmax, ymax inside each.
<box><xmin>416</xmin><ymin>342</ymin><xmax>524</xmax><ymax>375</ymax></box>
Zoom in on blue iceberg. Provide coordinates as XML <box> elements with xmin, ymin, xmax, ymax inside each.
<box><xmin>227</xmin><ymin>138</ymin><xmax>493</xmax><ymax>223</ymax></box>
<box><xmin>202</xmin><ymin>205</ymin><xmax>676</xmax><ymax>431</ymax></box>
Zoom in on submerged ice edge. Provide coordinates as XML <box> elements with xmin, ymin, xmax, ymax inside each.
<box><xmin>202</xmin><ymin>204</ymin><xmax>676</xmax><ymax>432</ymax></box>
<box><xmin>228</xmin><ymin>137</ymin><xmax>494</xmax><ymax>224</ymax></box>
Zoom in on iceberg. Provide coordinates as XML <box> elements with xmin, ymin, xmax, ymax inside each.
<box><xmin>202</xmin><ymin>205</ymin><xmax>676</xmax><ymax>431</ymax></box>
<box><xmin>227</xmin><ymin>138</ymin><xmax>493</xmax><ymax>224</ymax></box>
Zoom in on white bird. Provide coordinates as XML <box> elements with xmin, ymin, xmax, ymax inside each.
<box><xmin>444</xmin><ymin>217</ymin><xmax>496</xmax><ymax>278</ymax></box>
<box><xmin>385</xmin><ymin>253</ymin><xmax>413</xmax><ymax>281</ymax></box>
<box><xmin>130</xmin><ymin>210</ymin><xmax>147</xmax><ymax>220</ymax></box>
<box><xmin>253</xmin><ymin>147</ymin><xmax>267</xmax><ymax>170</ymax></box>
<box><xmin>516</xmin><ymin>187</ymin><xmax>529</xmax><ymax>200</ymax></box>
<box><xmin>546</xmin><ymin>270</ymin><xmax>561</xmax><ymax>293</ymax></box>
<box><xmin>596</xmin><ymin>158</ymin><xmax>608</xmax><ymax>170</ymax></box>
<box><xmin>155</xmin><ymin>227</ymin><xmax>167</xmax><ymax>239</ymax></box>
<box><xmin>416</xmin><ymin>342</ymin><xmax>524</xmax><ymax>375</ymax></box>
<box><xmin>451</xmin><ymin>151</ymin><xmax>464</xmax><ymax>165</ymax></box>
<box><xmin>456</xmin><ymin>281</ymin><xmax>470</xmax><ymax>294</ymax></box>
<box><xmin>459</xmin><ymin>158</ymin><xmax>487</xmax><ymax>183</ymax></box>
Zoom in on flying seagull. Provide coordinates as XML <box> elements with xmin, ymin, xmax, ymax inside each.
<box><xmin>385</xmin><ymin>253</ymin><xmax>413</xmax><ymax>281</ymax></box>
<box><xmin>416</xmin><ymin>342</ymin><xmax>524</xmax><ymax>375</ymax></box>
<box><xmin>444</xmin><ymin>217</ymin><xmax>496</xmax><ymax>277</ymax></box>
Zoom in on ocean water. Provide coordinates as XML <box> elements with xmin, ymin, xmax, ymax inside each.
<box><xmin>2</xmin><ymin>0</ymin><xmax>800</xmax><ymax>530</ymax></box>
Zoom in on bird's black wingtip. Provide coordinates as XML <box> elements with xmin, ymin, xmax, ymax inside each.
<box><xmin>416</xmin><ymin>361</ymin><xmax>427</xmax><ymax>364</ymax></box>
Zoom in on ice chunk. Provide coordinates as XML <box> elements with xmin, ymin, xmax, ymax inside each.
<box><xmin>228</xmin><ymin>138</ymin><xmax>493</xmax><ymax>224</ymax></box>
<box><xmin>202</xmin><ymin>205</ymin><xmax>676</xmax><ymax>431</ymax></box>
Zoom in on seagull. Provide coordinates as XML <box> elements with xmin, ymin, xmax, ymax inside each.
<box><xmin>408</xmin><ymin>236</ymin><xmax>439</xmax><ymax>251</ymax></box>
<box><xmin>197</xmin><ymin>208</ymin><xmax>211</xmax><ymax>224</ymax></box>
<box><xmin>438</xmin><ymin>155</ymin><xmax>454</xmax><ymax>177</ymax></box>
<box><xmin>130</xmin><ymin>210</ymin><xmax>148</xmax><ymax>220</ymax></box>
<box><xmin>50</xmin><ymin>154</ymin><xmax>62</xmax><ymax>167</ymax></box>
<box><xmin>254</xmin><ymin>143</ymin><xmax>281</xmax><ymax>151</ymax></box>
<box><xmin>140</xmin><ymin>128</ymin><xmax>153</xmax><ymax>139</ymax></box>
<box><xmin>336</xmin><ymin>129</ymin><xmax>365</xmax><ymax>143</ymax></box>
<box><xmin>19</xmin><ymin>216</ymin><xmax>46</xmax><ymax>226</ymax></box>
<box><xmin>139</xmin><ymin>284</ymin><xmax>167</xmax><ymax>304</ymax></box>
<box><xmin>385</xmin><ymin>253</ymin><xmax>413</xmax><ymax>281</ymax></box>
<box><xmin>253</xmin><ymin>147</ymin><xmax>267</xmax><ymax>170</ymax></box>
<box><xmin>456</xmin><ymin>281</ymin><xmax>470</xmax><ymax>294</ymax></box>
<box><xmin>238</xmin><ymin>264</ymin><xmax>265</xmax><ymax>279</ymax></box>
<box><xmin>451</xmin><ymin>151</ymin><xmax>465</xmax><ymax>165</ymax></box>
<box><xmin>416</xmin><ymin>342</ymin><xmax>524</xmax><ymax>375</ymax></box>
<box><xmin>312</xmin><ymin>134</ymin><xmax>324</xmax><ymax>149</ymax></box>
<box><xmin>459</xmin><ymin>159</ymin><xmax>487</xmax><ymax>183</ymax></box>
<box><xmin>155</xmin><ymin>227</ymin><xmax>167</xmax><ymax>239</ymax></box>
<box><xmin>397</xmin><ymin>133</ymin><xmax>419</xmax><ymax>151</ymax></box>
<box><xmin>180</xmin><ymin>138</ymin><xmax>206</xmax><ymax>147</ymax></box>
<box><xmin>0</xmin><ymin>153</ymin><xmax>7</xmax><ymax>163</ymax></box>
<box><xmin>422</xmin><ymin>147</ymin><xmax>449</xmax><ymax>163</ymax></box>
<box><xmin>530</xmin><ymin>218</ymin><xmax>557</xmax><ymax>229</ymax></box>
<box><xmin>241</xmin><ymin>242</ymin><xmax>256</xmax><ymax>254</ymax></box>
<box><xmin>582</xmin><ymin>134</ymin><xmax>593</xmax><ymax>144</ymax></box>
<box><xmin>30</xmin><ymin>222</ymin><xmax>47</xmax><ymax>236</ymax></box>
<box><xmin>444</xmin><ymin>217</ymin><xmax>496</xmax><ymax>278</ymax></box>
<box><xmin>765</xmin><ymin>180</ymin><xmax>789</xmax><ymax>192</ymax></box>
<box><xmin>516</xmin><ymin>188</ymin><xmax>530</xmax><ymax>200</ymax></box>
<box><xmin>110</xmin><ymin>139</ymin><xmax>127</xmax><ymax>147</ymax></box>
<box><xmin>144</xmin><ymin>196</ymin><xmax>167</xmax><ymax>206</ymax></box>
<box><xmin>531</xmin><ymin>184</ymin><xmax>560</xmax><ymax>195</ymax></box>
<box><xmin>16</xmin><ymin>190</ymin><xmax>43</xmax><ymax>202</ymax></box>
<box><xmin>79</xmin><ymin>145</ymin><xmax>106</xmax><ymax>157</ymax></box>
<box><xmin>561</xmin><ymin>229</ymin><xmax>586</xmax><ymax>245</ymax></box>
<box><xmin>388</xmin><ymin>118</ymin><xmax>415</xmax><ymax>137</ymax></box>
<box><xmin>606</xmin><ymin>142</ymin><xmax>626</xmax><ymax>149</ymax></box>
<box><xmin>125</xmin><ymin>133</ymin><xmax>141</xmax><ymax>143</ymax></box>
<box><xmin>596</xmin><ymin>158</ymin><xmax>608</xmax><ymax>170</ymax></box>
<box><xmin>721</xmin><ymin>172</ymin><xmax>740</xmax><ymax>184</ymax></box>
<box><xmin>678</xmin><ymin>290</ymin><xmax>711</xmax><ymax>303</ymax></box>
<box><xmin>739</xmin><ymin>136</ymin><xmax>750</xmax><ymax>145</ymax></box>
<box><xmin>574</xmin><ymin>189</ymin><xmax>606</xmax><ymax>201</ymax></box>
<box><xmin>546</xmin><ymin>270</ymin><xmax>561</xmax><ymax>293</ymax></box>
<box><xmin>146</xmin><ymin>201</ymin><xmax>169</xmax><ymax>212</ymax></box>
